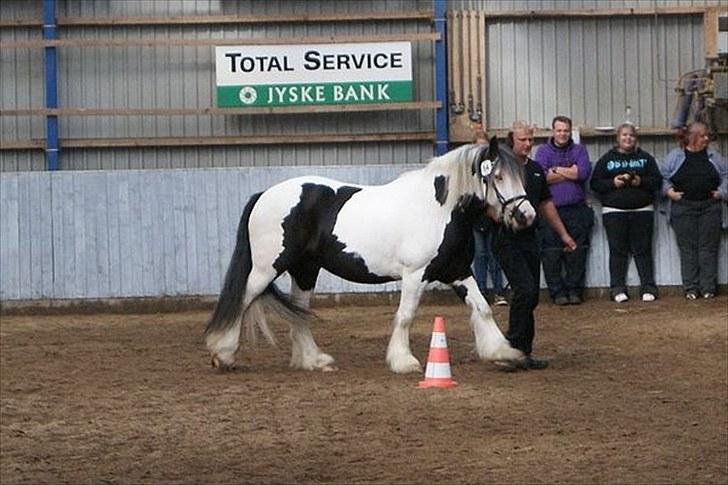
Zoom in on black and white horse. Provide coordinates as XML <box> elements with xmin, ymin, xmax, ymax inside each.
<box><xmin>205</xmin><ymin>138</ymin><xmax>536</xmax><ymax>373</ymax></box>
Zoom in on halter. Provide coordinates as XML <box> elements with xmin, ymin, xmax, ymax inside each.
<box><xmin>482</xmin><ymin>157</ymin><xmax>529</xmax><ymax>219</ymax></box>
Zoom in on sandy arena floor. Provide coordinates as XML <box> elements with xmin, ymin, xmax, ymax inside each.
<box><xmin>1</xmin><ymin>294</ymin><xmax>727</xmax><ymax>484</ymax></box>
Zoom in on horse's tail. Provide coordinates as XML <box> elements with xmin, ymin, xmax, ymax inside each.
<box><xmin>205</xmin><ymin>192</ymin><xmax>263</xmax><ymax>337</ymax></box>
<box><xmin>205</xmin><ymin>192</ymin><xmax>313</xmax><ymax>343</ymax></box>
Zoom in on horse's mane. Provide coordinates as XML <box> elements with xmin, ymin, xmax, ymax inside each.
<box><xmin>423</xmin><ymin>144</ymin><xmax>483</xmax><ymax>205</ymax></box>
<box><xmin>422</xmin><ymin>143</ymin><xmax>524</xmax><ymax>206</ymax></box>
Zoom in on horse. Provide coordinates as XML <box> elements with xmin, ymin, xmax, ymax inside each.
<box><xmin>205</xmin><ymin>137</ymin><xmax>537</xmax><ymax>373</ymax></box>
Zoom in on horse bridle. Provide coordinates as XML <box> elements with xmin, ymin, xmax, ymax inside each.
<box><xmin>482</xmin><ymin>157</ymin><xmax>529</xmax><ymax>219</ymax></box>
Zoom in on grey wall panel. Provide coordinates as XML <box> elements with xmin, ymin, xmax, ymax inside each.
<box><xmin>1</xmin><ymin>1</ymin><xmax>435</xmax><ymax>171</ymax></box>
<box><xmin>2</xmin><ymin>165</ymin><xmax>727</xmax><ymax>301</ymax></box>
<box><xmin>483</xmin><ymin>14</ymin><xmax>706</xmax><ymax>131</ymax></box>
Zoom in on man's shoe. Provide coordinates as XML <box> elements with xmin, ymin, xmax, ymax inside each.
<box><xmin>686</xmin><ymin>292</ymin><xmax>698</xmax><ymax>300</ymax></box>
<box><xmin>567</xmin><ymin>294</ymin><xmax>582</xmax><ymax>305</ymax></box>
<box><xmin>493</xmin><ymin>294</ymin><xmax>508</xmax><ymax>306</ymax></box>
<box><xmin>525</xmin><ymin>356</ymin><xmax>549</xmax><ymax>370</ymax></box>
<box><xmin>554</xmin><ymin>296</ymin><xmax>569</xmax><ymax>306</ymax></box>
<box><xmin>641</xmin><ymin>292</ymin><xmax>656</xmax><ymax>302</ymax></box>
<box><xmin>493</xmin><ymin>358</ymin><xmax>527</xmax><ymax>372</ymax></box>
<box><xmin>614</xmin><ymin>292</ymin><xmax>629</xmax><ymax>303</ymax></box>
<box><xmin>494</xmin><ymin>356</ymin><xmax>549</xmax><ymax>372</ymax></box>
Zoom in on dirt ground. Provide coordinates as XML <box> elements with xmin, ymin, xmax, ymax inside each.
<box><xmin>1</xmin><ymin>294</ymin><xmax>727</xmax><ymax>484</ymax></box>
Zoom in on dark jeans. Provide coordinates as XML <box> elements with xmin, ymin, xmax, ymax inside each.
<box><xmin>539</xmin><ymin>204</ymin><xmax>594</xmax><ymax>300</ymax></box>
<box><xmin>472</xmin><ymin>228</ymin><xmax>504</xmax><ymax>295</ymax></box>
<box><xmin>670</xmin><ymin>199</ymin><xmax>722</xmax><ymax>295</ymax></box>
<box><xmin>602</xmin><ymin>210</ymin><xmax>657</xmax><ymax>297</ymax></box>
<box><xmin>493</xmin><ymin>230</ymin><xmax>540</xmax><ymax>355</ymax></box>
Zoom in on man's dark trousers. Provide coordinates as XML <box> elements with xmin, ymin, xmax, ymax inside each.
<box><xmin>492</xmin><ymin>229</ymin><xmax>540</xmax><ymax>355</ymax></box>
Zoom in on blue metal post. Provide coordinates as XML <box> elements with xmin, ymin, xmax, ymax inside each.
<box><xmin>433</xmin><ymin>0</ymin><xmax>449</xmax><ymax>155</ymax></box>
<box><xmin>43</xmin><ymin>0</ymin><xmax>59</xmax><ymax>170</ymax></box>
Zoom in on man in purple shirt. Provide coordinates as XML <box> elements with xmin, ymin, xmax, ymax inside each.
<box><xmin>534</xmin><ymin>116</ymin><xmax>594</xmax><ymax>305</ymax></box>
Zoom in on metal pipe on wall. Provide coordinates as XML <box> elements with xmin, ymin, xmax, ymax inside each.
<box><xmin>42</xmin><ymin>0</ymin><xmax>59</xmax><ymax>170</ymax></box>
<box><xmin>434</xmin><ymin>0</ymin><xmax>449</xmax><ymax>155</ymax></box>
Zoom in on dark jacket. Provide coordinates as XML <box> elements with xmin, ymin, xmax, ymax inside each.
<box><xmin>590</xmin><ymin>147</ymin><xmax>661</xmax><ymax>210</ymax></box>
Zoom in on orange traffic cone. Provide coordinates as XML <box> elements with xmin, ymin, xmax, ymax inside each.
<box><xmin>417</xmin><ymin>316</ymin><xmax>457</xmax><ymax>389</ymax></box>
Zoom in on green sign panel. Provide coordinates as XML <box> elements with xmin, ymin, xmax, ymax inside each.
<box><xmin>215</xmin><ymin>43</ymin><xmax>413</xmax><ymax>108</ymax></box>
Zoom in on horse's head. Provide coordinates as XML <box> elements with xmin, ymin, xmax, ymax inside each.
<box><xmin>474</xmin><ymin>137</ymin><xmax>536</xmax><ymax>231</ymax></box>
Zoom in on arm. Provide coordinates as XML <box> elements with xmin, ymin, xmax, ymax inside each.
<box><xmin>572</xmin><ymin>144</ymin><xmax>593</xmax><ymax>182</ymax></box>
<box><xmin>545</xmin><ymin>145</ymin><xmax>591</xmax><ymax>183</ymax></box>
<box><xmin>709</xmin><ymin>149</ymin><xmax>728</xmax><ymax>201</ymax></box>
<box><xmin>539</xmin><ymin>199</ymin><xmax>577</xmax><ymax>251</ymax></box>
<box><xmin>660</xmin><ymin>149</ymin><xmax>680</xmax><ymax>197</ymax></box>
<box><xmin>590</xmin><ymin>157</ymin><xmax>617</xmax><ymax>194</ymax></box>
<box><xmin>635</xmin><ymin>153</ymin><xmax>662</xmax><ymax>193</ymax></box>
<box><xmin>547</xmin><ymin>165</ymin><xmax>578</xmax><ymax>183</ymax></box>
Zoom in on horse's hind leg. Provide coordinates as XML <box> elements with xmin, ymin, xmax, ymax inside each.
<box><xmin>451</xmin><ymin>276</ymin><xmax>524</xmax><ymax>362</ymax></box>
<box><xmin>207</xmin><ymin>266</ymin><xmax>276</xmax><ymax>370</ymax></box>
<box><xmin>288</xmin><ymin>270</ymin><xmax>336</xmax><ymax>371</ymax></box>
<box><xmin>386</xmin><ymin>270</ymin><xmax>428</xmax><ymax>374</ymax></box>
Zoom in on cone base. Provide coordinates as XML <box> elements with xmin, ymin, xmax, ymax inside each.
<box><xmin>417</xmin><ymin>378</ymin><xmax>458</xmax><ymax>389</ymax></box>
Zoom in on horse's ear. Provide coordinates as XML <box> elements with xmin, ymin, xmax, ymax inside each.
<box><xmin>488</xmin><ymin>136</ymin><xmax>499</xmax><ymax>157</ymax></box>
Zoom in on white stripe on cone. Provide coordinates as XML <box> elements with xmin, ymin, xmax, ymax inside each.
<box><xmin>430</xmin><ymin>333</ymin><xmax>447</xmax><ymax>347</ymax></box>
<box><xmin>423</xmin><ymin>362</ymin><xmax>452</xmax><ymax>379</ymax></box>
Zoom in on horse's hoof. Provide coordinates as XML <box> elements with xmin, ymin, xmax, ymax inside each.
<box><xmin>211</xmin><ymin>355</ymin><xmax>237</xmax><ymax>372</ymax></box>
<box><xmin>388</xmin><ymin>356</ymin><xmax>422</xmax><ymax>374</ymax></box>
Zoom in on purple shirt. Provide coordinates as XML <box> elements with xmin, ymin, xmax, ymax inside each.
<box><xmin>534</xmin><ymin>138</ymin><xmax>592</xmax><ymax>207</ymax></box>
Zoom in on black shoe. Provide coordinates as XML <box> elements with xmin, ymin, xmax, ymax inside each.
<box><xmin>554</xmin><ymin>296</ymin><xmax>569</xmax><ymax>306</ymax></box>
<box><xmin>567</xmin><ymin>294</ymin><xmax>582</xmax><ymax>305</ymax></box>
<box><xmin>525</xmin><ymin>356</ymin><xmax>549</xmax><ymax>370</ymax></box>
<box><xmin>493</xmin><ymin>358</ymin><xmax>527</xmax><ymax>372</ymax></box>
<box><xmin>494</xmin><ymin>356</ymin><xmax>549</xmax><ymax>372</ymax></box>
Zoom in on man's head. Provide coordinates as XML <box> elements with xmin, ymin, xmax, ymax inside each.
<box><xmin>509</xmin><ymin>121</ymin><xmax>534</xmax><ymax>162</ymax></box>
<box><xmin>551</xmin><ymin>115</ymin><xmax>572</xmax><ymax>147</ymax></box>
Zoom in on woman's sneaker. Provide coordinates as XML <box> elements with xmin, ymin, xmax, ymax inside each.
<box><xmin>614</xmin><ymin>293</ymin><xmax>629</xmax><ymax>303</ymax></box>
<box><xmin>641</xmin><ymin>293</ymin><xmax>656</xmax><ymax>302</ymax></box>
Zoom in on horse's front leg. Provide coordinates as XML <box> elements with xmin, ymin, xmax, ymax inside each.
<box><xmin>386</xmin><ymin>270</ymin><xmax>428</xmax><ymax>374</ymax></box>
<box><xmin>451</xmin><ymin>276</ymin><xmax>524</xmax><ymax>362</ymax></box>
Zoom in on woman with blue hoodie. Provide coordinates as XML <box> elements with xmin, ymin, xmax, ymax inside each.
<box><xmin>591</xmin><ymin>123</ymin><xmax>661</xmax><ymax>303</ymax></box>
<box><xmin>661</xmin><ymin>121</ymin><xmax>728</xmax><ymax>300</ymax></box>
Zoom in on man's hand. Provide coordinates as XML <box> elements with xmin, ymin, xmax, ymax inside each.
<box><xmin>561</xmin><ymin>233</ymin><xmax>577</xmax><ymax>252</ymax></box>
<box><xmin>630</xmin><ymin>174</ymin><xmax>641</xmax><ymax>186</ymax></box>
<box><xmin>613</xmin><ymin>175</ymin><xmax>626</xmax><ymax>188</ymax></box>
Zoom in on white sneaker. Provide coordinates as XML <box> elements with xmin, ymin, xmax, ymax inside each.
<box><xmin>642</xmin><ymin>293</ymin><xmax>656</xmax><ymax>302</ymax></box>
<box><xmin>614</xmin><ymin>293</ymin><xmax>629</xmax><ymax>303</ymax></box>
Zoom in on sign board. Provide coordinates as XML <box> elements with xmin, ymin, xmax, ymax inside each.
<box><xmin>215</xmin><ymin>42</ymin><xmax>413</xmax><ymax>108</ymax></box>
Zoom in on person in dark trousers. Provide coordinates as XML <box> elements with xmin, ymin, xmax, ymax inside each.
<box><xmin>534</xmin><ymin>115</ymin><xmax>594</xmax><ymax>305</ymax></box>
<box><xmin>590</xmin><ymin>123</ymin><xmax>661</xmax><ymax>303</ymax></box>
<box><xmin>661</xmin><ymin>121</ymin><xmax>728</xmax><ymax>299</ymax></box>
<box><xmin>490</xmin><ymin>121</ymin><xmax>576</xmax><ymax>372</ymax></box>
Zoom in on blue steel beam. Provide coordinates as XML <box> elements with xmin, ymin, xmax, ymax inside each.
<box><xmin>433</xmin><ymin>0</ymin><xmax>449</xmax><ymax>155</ymax></box>
<box><xmin>43</xmin><ymin>0</ymin><xmax>59</xmax><ymax>170</ymax></box>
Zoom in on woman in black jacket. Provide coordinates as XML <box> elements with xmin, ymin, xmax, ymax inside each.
<box><xmin>591</xmin><ymin>123</ymin><xmax>662</xmax><ymax>303</ymax></box>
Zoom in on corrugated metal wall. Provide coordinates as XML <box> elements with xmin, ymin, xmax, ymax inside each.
<box><xmin>1</xmin><ymin>1</ymin><xmax>727</xmax><ymax>301</ymax></box>
<box><xmin>0</xmin><ymin>0</ymin><xmax>435</xmax><ymax>171</ymax></box>
<box><xmin>2</xmin><ymin>166</ymin><xmax>726</xmax><ymax>301</ymax></box>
